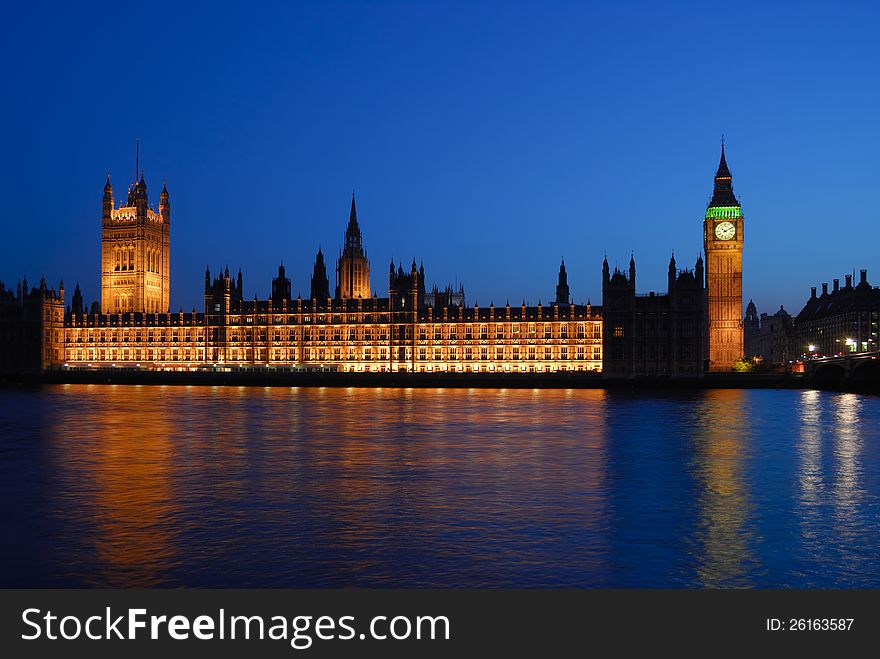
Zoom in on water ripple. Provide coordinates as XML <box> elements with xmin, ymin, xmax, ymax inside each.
<box><xmin>1</xmin><ymin>385</ymin><xmax>879</xmax><ymax>587</ymax></box>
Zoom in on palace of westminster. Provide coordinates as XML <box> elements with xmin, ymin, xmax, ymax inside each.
<box><xmin>2</xmin><ymin>146</ymin><xmax>770</xmax><ymax>378</ymax></box>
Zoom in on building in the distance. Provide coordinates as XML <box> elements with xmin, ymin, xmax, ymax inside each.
<box><xmin>602</xmin><ymin>254</ymin><xmax>706</xmax><ymax>377</ymax></box>
<box><xmin>794</xmin><ymin>270</ymin><xmax>880</xmax><ymax>358</ymax></box>
<box><xmin>743</xmin><ymin>301</ymin><xmax>794</xmax><ymax>366</ymax></box>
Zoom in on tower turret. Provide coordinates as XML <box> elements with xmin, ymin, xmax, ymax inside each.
<box><xmin>71</xmin><ymin>283</ymin><xmax>84</xmax><ymax>319</ymax></box>
<box><xmin>310</xmin><ymin>249</ymin><xmax>330</xmax><ymax>300</ymax></box>
<box><xmin>160</xmin><ymin>180</ymin><xmax>170</xmax><ymax>224</ymax></box>
<box><xmin>389</xmin><ymin>257</ymin><xmax>426</xmax><ymax>309</ymax></box>
<box><xmin>102</xmin><ymin>175</ymin><xmax>113</xmax><ymax>222</ymax></box>
<box><xmin>555</xmin><ymin>259</ymin><xmax>570</xmax><ymax>304</ymax></box>
<box><xmin>271</xmin><ymin>262</ymin><xmax>292</xmax><ymax>304</ymax></box>
<box><xmin>135</xmin><ymin>173</ymin><xmax>148</xmax><ymax>218</ymax></box>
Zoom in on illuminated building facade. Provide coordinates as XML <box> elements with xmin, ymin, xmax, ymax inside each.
<box><xmin>602</xmin><ymin>254</ymin><xmax>706</xmax><ymax>377</ymax></box>
<box><xmin>794</xmin><ymin>270</ymin><xmax>880</xmax><ymax>358</ymax></box>
<box><xmin>54</xmin><ymin>183</ymin><xmax>603</xmax><ymax>373</ymax></box>
<box><xmin>101</xmin><ymin>172</ymin><xmax>170</xmax><ymax>314</ymax></box>
<box><xmin>703</xmin><ymin>143</ymin><xmax>744</xmax><ymax>371</ymax></box>
<box><xmin>60</xmin><ymin>288</ymin><xmax>602</xmax><ymax>374</ymax></box>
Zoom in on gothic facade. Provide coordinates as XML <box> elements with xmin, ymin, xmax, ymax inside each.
<box><xmin>53</xmin><ymin>181</ymin><xmax>603</xmax><ymax>374</ymax></box>
<box><xmin>60</xmin><ymin>297</ymin><xmax>603</xmax><ymax>375</ymax></box>
<box><xmin>101</xmin><ymin>173</ymin><xmax>170</xmax><ymax>314</ymax></box>
<box><xmin>5</xmin><ymin>145</ymin><xmax>763</xmax><ymax>378</ymax></box>
<box><xmin>601</xmin><ymin>254</ymin><xmax>707</xmax><ymax>377</ymax></box>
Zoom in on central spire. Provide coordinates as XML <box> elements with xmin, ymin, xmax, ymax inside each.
<box><xmin>348</xmin><ymin>192</ymin><xmax>358</xmax><ymax>229</ymax></box>
<box><xmin>344</xmin><ymin>192</ymin><xmax>362</xmax><ymax>250</ymax></box>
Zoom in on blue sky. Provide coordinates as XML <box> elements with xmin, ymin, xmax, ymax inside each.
<box><xmin>1</xmin><ymin>1</ymin><xmax>878</xmax><ymax>314</ymax></box>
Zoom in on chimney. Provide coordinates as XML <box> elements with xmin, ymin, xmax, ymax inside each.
<box><xmin>811</xmin><ymin>286</ymin><xmax>817</xmax><ymax>299</ymax></box>
<box><xmin>860</xmin><ymin>269</ymin><xmax>867</xmax><ymax>284</ymax></box>
<box><xmin>822</xmin><ymin>283</ymin><xmax>828</xmax><ymax>295</ymax></box>
<box><xmin>833</xmin><ymin>279</ymin><xmax>839</xmax><ymax>293</ymax></box>
<box><xmin>845</xmin><ymin>274</ymin><xmax>852</xmax><ymax>288</ymax></box>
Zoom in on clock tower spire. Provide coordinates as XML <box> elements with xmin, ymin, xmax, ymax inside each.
<box><xmin>703</xmin><ymin>140</ymin><xmax>744</xmax><ymax>371</ymax></box>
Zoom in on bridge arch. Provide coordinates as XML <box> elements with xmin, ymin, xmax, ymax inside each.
<box><xmin>851</xmin><ymin>358</ymin><xmax>880</xmax><ymax>383</ymax></box>
<box><xmin>812</xmin><ymin>362</ymin><xmax>846</xmax><ymax>383</ymax></box>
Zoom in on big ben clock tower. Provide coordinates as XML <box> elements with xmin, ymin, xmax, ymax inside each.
<box><xmin>703</xmin><ymin>141</ymin><xmax>744</xmax><ymax>371</ymax></box>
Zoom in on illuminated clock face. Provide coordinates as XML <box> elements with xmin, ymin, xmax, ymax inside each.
<box><xmin>715</xmin><ymin>221</ymin><xmax>736</xmax><ymax>241</ymax></box>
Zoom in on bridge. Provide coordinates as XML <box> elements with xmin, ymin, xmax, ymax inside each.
<box><xmin>804</xmin><ymin>351</ymin><xmax>880</xmax><ymax>385</ymax></box>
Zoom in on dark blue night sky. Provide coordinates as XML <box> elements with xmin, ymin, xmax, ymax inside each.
<box><xmin>1</xmin><ymin>1</ymin><xmax>878</xmax><ymax>314</ymax></box>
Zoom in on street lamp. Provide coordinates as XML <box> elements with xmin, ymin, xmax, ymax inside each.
<box><xmin>808</xmin><ymin>344</ymin><xmax>816</xmax><ymax>359</ymax></box>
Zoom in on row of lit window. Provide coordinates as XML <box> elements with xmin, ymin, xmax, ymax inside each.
<box><xmin>65</xmin><ymin>347</ymin><xmax>603</xmax><ymax>363</ymax></box>
<box><xmin>66</xmin><ymin>328</ymin><xmax>601</xmax><ymax>343</ymax></box>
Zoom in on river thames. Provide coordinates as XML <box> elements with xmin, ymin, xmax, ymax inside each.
<box><xmin>1</xmin><ymin>384</ymin><xmax>878</xmax><ymax>588</ymax></box>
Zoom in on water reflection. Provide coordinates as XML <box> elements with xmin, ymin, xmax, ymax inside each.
<box><xmin>797</xmin><ymin>388</ymin><xmax>826</xmax><ymax>579</ymax></box>
<box><xmin>49</xmin><ymin>385</ymin><xmax>182</xmax><ymax>586</ymax></box>
<box><xmin>831</xmin><ymin>393</ymin><xmax>868</xmax><ymax>581</ymax></box>
<box><xmin>1</xmin><ymin>385</ymin><xmax>879</xmax><ymax>587</ymax></box>
<box><xmin>689</xmin><ymin>390</ymin><xmax>758</xmax><ymax>588</ymax></box>
<box><xmin>795</xmin><ymin>391</ymin><xmax>871</xmax><ymax>586</ymax></box>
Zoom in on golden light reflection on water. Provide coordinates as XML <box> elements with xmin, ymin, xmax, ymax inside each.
<box><xmin>40</xmin><ymin>385</ymin><xmax>612</xmax><ymax>586</ymax></box>
<box><xmin>49</xmin><ymin>385</ymin><xmax>182</xmax><ymax>587</ymax></box>
<box><xmin>689</xmin><ymin>389</ymin><xmax>757</xmax><ymax>588</ymax></box>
